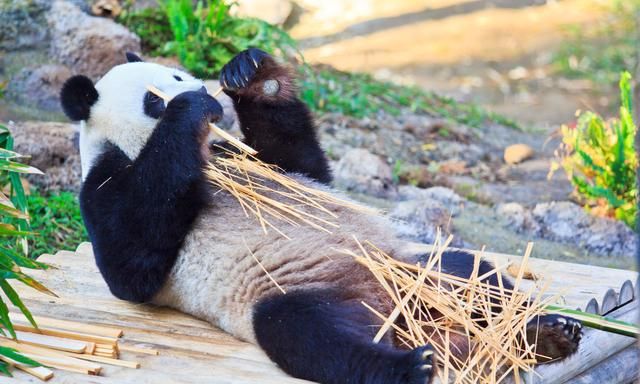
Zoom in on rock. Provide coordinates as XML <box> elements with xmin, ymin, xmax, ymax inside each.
<box><xmin>504</xmin><ymin>143</ymin><xmax>534</xmax><ymax>164</ymax></box>
<box><xmin>6</xmin><ymin>64</ymin><xmax>73</xmax><ymax>112</ymax></box>
<box><xmin>91</xmin><ymin>0</ymin><xmax>122</xmax><ymax>17</ymax></box>
<box><xmin>390</xmin><ymin>199</ymin><xmax>451</xmax><ymax>244</ymax></box>
<box><xmin>333</xmin><ymin>149</ymin><xmax>396</xmax><ymax>198</ymax></box>
<box><xmin>9</xmin><ymin>121</ymin><xmax>82</xmax><ymax>193</ymax></box>
<box><xmin>532</xmin><ymin>201</ymin><xmax>636</xmax><ymax>257</ymax></box>
<box><xmin>397</xmin><ymin>186</ymin><xmax>465</xmax><ymax>216</ymax></box>
<box><xmin>47</xmin><ymin>0</ymin><xmax>140</xmax><ymax>80</ymax></box>
<box><xmin>495</xmin><ymin>202</ymin><xmax>540</xmax><ymax>233</ymax></box>
<box><xmin>0</xmin><ymin>0</ymin><xmax>51</xmax><ymax>50</ymax></box>
<box><xmin>233</xmin><ymin>0</ymin><xmax>293</xmax><ymax>25</ymax></box>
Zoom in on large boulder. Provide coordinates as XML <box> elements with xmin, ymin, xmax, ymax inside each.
<box><xmin>333</xmin><ymin>148</ymin><xmax>396</xmax><ymax>198</ymax></box>
<box><xmin>6</xmin><ymin>64</ymin><xmax>73</xmax><ymax>112</ymax></box>
<box><xmin>531</xmin><ymin>201</ymin><xmax>636</xmax><ymax>257</ymax></box>
<box><xmin>9</xmin><ymin>121</ymin><xmax>81</xmax><ymax>193</ymax></box>
<box><xmin>0</xmin><ymin>0</ymin><xmax>51</xmax><ymax>50</ymax></box>
<box><xmin>47</xmin><ymin>0</ymin><xmax>140</xmax><ymax>80</ymax></box>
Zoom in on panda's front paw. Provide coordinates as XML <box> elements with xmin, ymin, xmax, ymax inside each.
<box><xmin>527</xmin><ymin>314</ymin><xmax>582</xmax><ymax>364</ymax></box>
<box><xmin>220</xmin><ymin>48</ymin><xmax>269</xmax><ymax>91</ymax></box>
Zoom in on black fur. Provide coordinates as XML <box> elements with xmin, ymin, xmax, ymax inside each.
<box><xmin>144</xmin><ymin>91</ymin><xmax>166</xmax><ymax>119</ymax></box>
<box><xmin>60</xmin><ymin>75</ymin><xmax>99</xmax><ymax>121</ymax></box>
<box><xmin>220</xmin><ymin>49</ymin><xmax>332</xmax><ymax>184</ymax></box>
<box><xmin>254</xmin><ymin>289</ymin><xmax>435</xmax><ymax>384</ymax></box>
<box><xmin>80</xmin><ymin>91</ymin><xmax>222</xmax><ymax>302</ymax></box>
<box><xmin>126</xmin><ymin>52</ymin><xmax>143</xmax><ymax>63</ymax></box>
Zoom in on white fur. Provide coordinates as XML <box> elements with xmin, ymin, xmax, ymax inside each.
<box><xmin>80</xmin><ymin>62</ymin><xmax>204</xmax><ymax>179</ymax></box>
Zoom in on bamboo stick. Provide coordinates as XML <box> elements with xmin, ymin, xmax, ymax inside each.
<box><xmin>9</xmin><ymin>323</ymin><xmax>118</xmax><ymax>345</ymax></box>
<box><xmin>0</xmin><ymin>355</ymin><xmax>54</xmax><ymax>381</ymax></box>
<box><xmin>9</xmin><ymin>313</ymin><xmax>123</xmax><ymax>338</ymax></box>
<box><xmin>8</xmin><ymin>331</ymin><xmax>88</xmax><ymax>353</ymax></box>
<box><xmin>60</xmin><ymin>351</ymin><xmax>140</xmax><ymax>369</ymax></box>
<box><xmin>118</xmin><ymin>344</ymin><xmax>159</xmax><ymax>356</ymax></box>
<box><xmin>146</xmin><ymin>85</ymin><xmax>257</xmax><ymax>155</ymax></box>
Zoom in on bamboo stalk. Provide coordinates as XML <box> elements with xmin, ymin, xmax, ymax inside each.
<box><xmin>545</xmin><ymin>305</ymin><xmax>640</xmax><ymax>338</ymax></box>
<box><xmin>0</xmin><ymin>355</ymin><xmax>54</xmax><ymax>381</ymax></box>
<box><xmin>8</xmin><ymin>323</ymin><xmax>118</xmax><ymax>346</ymax></box>
<box><xmin>60</xmin><ymin>352</ymin><xmax>140</xmax><ymax>369</ymax></box>
<box><xmin>9</xmin><ymin>313</ymin><xmax>123</xmax><ymax>338</ymax></box>
<box><xmin>146</xmin><ymin>85</ymin><xmax>257</xmax><ymax>155</ymax></box>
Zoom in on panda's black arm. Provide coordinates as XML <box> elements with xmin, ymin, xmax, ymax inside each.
<box><xmin>80</xmin><ymin>92</ymin><xmax>217</xmax><ymax>303</ymax></box>
<box><xmin>220</xmin><ymin>49</ymin><xmax>332</xmax><ymax>185</ymax></box>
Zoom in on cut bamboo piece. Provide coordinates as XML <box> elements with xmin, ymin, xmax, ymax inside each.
<box><xmin>10</xmin><ymin>331</ymin><xmax>88</xmax><ymax>353</ymax></box>
<box><xmin>0</xmin><ymin>355</ymin><xmax>54</xmax><ymax>381</ymax></box>
<box><xmin>61</xmin><ymin>352</ymin><xmax>140</xmax><ymax>369</ymax></box>
<box><xmin>9</xmin><ymin>313</ymin><xmax>123</xmax><ymax>338</ymax></box>
<box><xmin>118</xmin><ymin>344</ymin><xmax>159</xmax><ymax>356</ymax></box>
<box><xmin>20</xmin><ymin>353</ymin><xmax>100</xmax><ymax>375</ymax></box>
<box><xmin>146</xmin><ymin>85</ymin><xmax>257</xmax><ymax>155</ymax></box>
<box><xmin>9</xmin><ymin>323</ymin><xmax>118</xmax><ymax>345</ymax></box>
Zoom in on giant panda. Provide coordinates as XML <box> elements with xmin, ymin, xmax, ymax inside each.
<box><xmin>60</xmin><ymin>49</ymin><xmax>581</xmax><ymax>384</ymax></box>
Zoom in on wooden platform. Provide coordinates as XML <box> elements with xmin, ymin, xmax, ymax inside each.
<box><xmin>1</xmin><ymin>243</ymin><xmax>637</xmax><ymax>383</ymax></box>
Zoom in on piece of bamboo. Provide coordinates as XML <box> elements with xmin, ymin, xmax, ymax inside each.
<box><xmin>118</xmin><ymin>344</ymin><xmax>159</xmax><ymax>356</ymax></box>
<box><xmin>8</xmin><ymin>331</ymin><xmax>88</xmax><ymax>353</ymax></box>
<box><xmin>9</xmin><ymin>323</ymin><xmax>118</xmax><ymax>345</ymax></box>
<box><xmin>59</xmin><ymin>351</ymin><xmax>140</xmax><ymax>369</ymax></box>
<box><xmin>9</xmin><ymin>313</ymin><xmax>123</xmax><ymax>338</ymax></box>
<box><xmin>146</xmin><ymin>85</ymin><xmax>257</xmax><ymax>155</ymax></box>
<box><xmin>0</xmin><ymin>355</ymin><xmax>54</xmax><ymax>381</ymax></box>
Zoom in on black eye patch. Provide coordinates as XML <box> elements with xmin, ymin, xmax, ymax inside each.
<box><xmin>143</xmin><ymin>91</ymin><xmax>166</xmax><ymax>119</ymax></box>
<box><xmin>173</xmin><ymin>75</ymin><xmax>183</xmax><ymax>81</ymax></box>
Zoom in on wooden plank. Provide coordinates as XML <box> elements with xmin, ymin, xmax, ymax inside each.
<box><xmin>565</xmin><ymin>345</ymin><xmax>640</xmax><ymax>384</ymax></box>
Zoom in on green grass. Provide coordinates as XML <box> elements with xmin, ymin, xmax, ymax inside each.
<box><xmin>23</xmin><ymin>190</ymin><xmax>88</xmax><ymax>257</ymax></box>
<box><xmin>553</xmin><ymin>0</ymin><xmax>640</xmax><ymax>86</ymax></box>
<box><xmin>119</xmin><ymin>2</ymin><xmax>520</xmax><ymax>130</ymax></box>
<box><xmin>299</xmin><ymin>66</ymin><xmax>521</xmax><ymax>129</ymax></box>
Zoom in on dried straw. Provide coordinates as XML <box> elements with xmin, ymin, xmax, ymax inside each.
<box><xmin>146</xmin><ymin>85</ymin><xmax>375</xmax><ymax>237</ymax></box>
<box><xmin>340</xmin><ymin>233</ymin><xmax>557</xmax><ymax>384</ymax></box>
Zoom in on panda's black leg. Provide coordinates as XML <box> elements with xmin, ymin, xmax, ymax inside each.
<box><xmin>253</xmin><ymin>290</ymin><xmax>436</xmax><ymax>384</ymax></box>
<box><xmin>435</xmin><ymin>250</ymin><xmax>582</xmax><ymax>363</ymax></box>
<box><xmin>220</xmin><ymin>48</ymin><xmax>332</xmax><ymax>184</ymax></box>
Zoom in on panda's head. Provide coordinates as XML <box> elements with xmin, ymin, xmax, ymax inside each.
<box><xmin>60</xmin><ymin>52</ymin><xmax>210</xmax><ymax>178</ymax></box>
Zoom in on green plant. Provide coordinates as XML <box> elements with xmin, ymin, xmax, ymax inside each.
<box><xmin>553</xmin><ymin>0</ymin><xmax>640</xmax><ymax>85</ymax></box>
<box><xmin>0</xmin><ymin>124</ymin><xmax>53</xmax><ymax>375</ymax></box>
<box><xmin>121</xmin><ymin>0</ymin><xmax>298</xmax><ymax>78</ymax></box>
<box><xmin>298</xmin><ymin>66</ymin><xmax>521</xmax><ymax>129</ymax></box>
<box><xmin>25</xmin><ymin>190</ymin><xmax>88</xmax><ymax>257</ymax></box>
<box><xmin>550</xmin><ymin>72</ymin><xmax>638</xmax><ymax>227</ymax></box>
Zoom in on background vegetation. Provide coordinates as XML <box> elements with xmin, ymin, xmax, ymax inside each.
<box><xmin>0</xmin><ymin>124</ymin><xmax>53</xmax><ymax>375</ymax></box>
<box><xmin>119</xmin><ymin>0</ymin><xmax>519</xmax><ymax>129</ymax></box>
<box><xmin>551</xmin><ymin>72</ymin><xmax>637</xmax><ymax>228</ymax></box>
<box><xmin>554</xmin><ymin>0</ymin><xmax>640</xmax><ymax>86</ymax></box>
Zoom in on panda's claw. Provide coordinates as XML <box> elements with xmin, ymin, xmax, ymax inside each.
<box><xmin>220</xmin><ymin>48</ymin><xmax>270</xmax><ymax>92</ymax></box>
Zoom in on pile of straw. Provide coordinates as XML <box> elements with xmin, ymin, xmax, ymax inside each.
<box><xmin>147</xmin><ymin>86</ymin><xmax>372</xmax><ymax>238</ymax></box>
<box><xmin>340</xmin><ymin>233</ymin><xmax>556</xmax><ymax>384</ymax></box>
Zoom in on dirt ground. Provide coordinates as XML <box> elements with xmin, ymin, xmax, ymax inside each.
<box><xmin>290</xmin><ymin>0</ymin><xmax>611</xmax><ymax>128</ymax></box>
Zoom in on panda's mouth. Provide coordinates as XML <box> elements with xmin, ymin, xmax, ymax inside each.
<box><xmin>144</xmin><ymin>91</ymin><xmax>166</xmax><ymax>119</ymax></box>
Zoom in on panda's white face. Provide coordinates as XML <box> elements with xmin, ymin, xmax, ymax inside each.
<box><xmin>80</xmin><ymin>62</ymin><xmax>204</xmax><ymax>179</ymax></box>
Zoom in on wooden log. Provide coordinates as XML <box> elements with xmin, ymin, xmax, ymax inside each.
<box><xmin>564</xmin><ymin>344</ymin><xmax>640</xmax><ymax>384</ymax></box>
<box><xmin>525</xmin><ymin>301</ymin><xmax>639</xmax><ymax>383</ymax></box>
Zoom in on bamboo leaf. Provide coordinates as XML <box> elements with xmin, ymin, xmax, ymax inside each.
<box><xmin>0</xmin><ymin>346</ymin><xmax>41</xmax><ymax>367</ymax></box>
<box><xmin>0</xmin><ymin>280</ymin><xmax>38</xmax><ymax>329</ymax></box>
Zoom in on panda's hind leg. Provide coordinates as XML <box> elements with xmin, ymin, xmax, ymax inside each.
<box><xmin>436</xmin><ymin>250</ymin><xmax>582</xmax><ymax>363</ymax></box>
<box><xmin>253</xmin><ymin>289</ymin><xmax>436</xmax><ymax>384</ymax></box>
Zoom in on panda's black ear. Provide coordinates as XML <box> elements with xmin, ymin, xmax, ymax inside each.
<box><xmin>125</xmin><ymin>52</ymin><xmax>143</xmax><ymax>63</ymax></box>
<box><xmin>60</xmin><ymin>75</ymin><xmax>99</xmax><ymax>121</ymax></box>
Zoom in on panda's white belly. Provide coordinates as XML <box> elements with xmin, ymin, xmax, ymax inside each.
<box><xmin>152</xmin><ymin>179</ymin><xmax>402</xmax><ymax>343</ymax></box>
